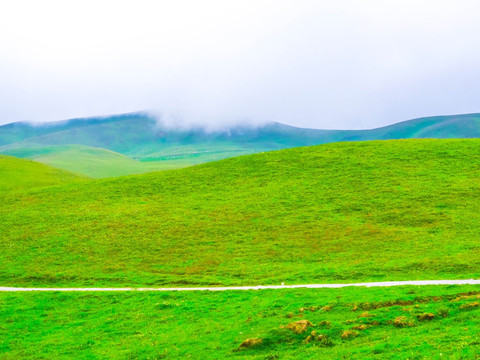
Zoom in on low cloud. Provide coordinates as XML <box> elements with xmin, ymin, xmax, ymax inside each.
<box><xmin>150</xmin><ymin>111</ymin><xmax>268</xmax><ymax>132</ymax></box>
<box><xmin>1</xmin><ymin>1</ymin><xmax>480</xmax><ymax>129</ymax></box>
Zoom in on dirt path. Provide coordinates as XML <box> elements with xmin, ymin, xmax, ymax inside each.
<box><xmin>1</xmin><ymin>279</ymin><xmax>480</xmax><ymax>292</ymax></box>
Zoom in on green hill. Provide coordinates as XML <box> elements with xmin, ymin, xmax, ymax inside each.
<box><xmin>0</xmin><ymin>155</ymin><xmax>84</xmax><ymax>191</ymax></box>
<box><xmin>345</xmin><ymin>113</ymin><xmax>480</xmax><ymax>140</ymax></box>
<box><xmin>1</xmin><ymin>112</ymin><xmax>480</xmax><ymax>178</ymax></box>
<box><xmin>3</xmin><ymin>139</ymin><xmax>480</xmax><ymax>359</ymax></box>
<box><xmin>1</xmin><ymin>144</ymin><xmax>196</xmax><ymax>178</ymax></box>
<box><xmin>1</xmin><ymin>139</ymin><xmax>480</xmax><ymax>287</ymax></box>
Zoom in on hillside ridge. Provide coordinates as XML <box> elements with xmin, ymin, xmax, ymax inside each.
<box><xmin>2</xmin><ymin>139</ymin><xmax>480</xmax><ymax>287</ymax></box>
<box><xmin>1</xmin><ymin>112</ymin><xmax>479</xmax><ymax>177</ymax></box>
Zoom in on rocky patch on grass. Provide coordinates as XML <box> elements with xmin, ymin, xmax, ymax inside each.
<box><xmin>393</xmin><ymin>316</ymin><xmax>415</xmax><ymax>327</ymax></box>
<box><xmin>417</xmin><ymin>313</ymin><xmax>435</xmax><ymax>321</ymax></box>
<box><xmin>238</xmin><ymin>338</ymin><xmax>263</xmax><ymax>349</ymax></box>
<box><xmin>286</xmin><ymin>320</ymin><xmax>314</xmax><ymax>334</ymax></box>
<box><xmin>460</xmin><ymin>301</ymin><xmax>480</xmax><ymax>310</ymax></box>
<box><xmin>303</xmin><ymin>331</ymin><xmax>334</xmax><ymax>346</ymax></box>
<box><xmin>341</xmin><ymin>330</ymin><xmax>358</xmax><ymax>339</ymax></box>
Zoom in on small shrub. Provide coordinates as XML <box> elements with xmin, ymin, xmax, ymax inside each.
<box><xmin>341</xmin><ymin>330</ymin><xmax>358</xmax><ymax>339</ymax></box>
<box><xmin>393</xmin><ymin>316</ymin><xmax>415</xmax><ymax>327</ymax></box>
<box><xmin>286</xmin><ymin>320</ymin><xmax>314</xmax><ymax>334</ymax></box>
<box><xmin>460</xmin><ymin>302</ymin><xmax>480</xmax><ymax>310</ymax></box>
<box><xmin>452</xmin><ymin>294</ymin><xmax>480</xmax><ymax>302</ymax></box>
<box><xmin>239</xmin><ymin>338</ymin><xmax>263</xmax><ymax>349</ymax></box>
<box><xmin>358</xmin><ymin>312</ymin><xmax>376</xmax><ymax>318</ymax></box>
<box><xmin>417</xmin><ymin>313</ymin><xmax>435</xmax><ymax>321</ymax></box>
<box><xmin>352</xmin><ymin>324</ymin><xmax>369</xmax><ymax>331</ymax></box>
<box><xmin>317</xmin><ymin>334</ymin><xmax>335</xmax><ymax>347</ymax></box>
<box><xmin>437</xmin><ymin>307</ymin><xmax>449</xmax><ymax>318</ymax></box>
<box><xmin>303</xmin><ymin>335</ymin><xmax>313</xmax><ymax>344</ymax></box>
<box><xmin>304</xmin><ymin>331</ymin><xmax>335</xmax><ymax>346</ymax></box>
<box><xmin>360</xmin><ymin>302</ymin><xmax>372</xmax><ymax>310</ymax></box>
<box><xmin>265</xmin><ymin>355</ymin><xmax>279</xmax><ymax>360</ymax></box>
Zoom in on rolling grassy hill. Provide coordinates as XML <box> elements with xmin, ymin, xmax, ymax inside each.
<box><xmin>0</xmin><ymin>155</ymin><xmax>85</xmax><ymax>191</ymax></box>
<box><xmin>1</xmin><ymin>112</ymin><xmax>480</xmax><ymax>177</ymax></box>
<box><xmin>3</xmin><ymin>138</ymin><xmax>480</xmax><ymax>359</ymax></box>
<box><xmin>1</xmin><ymin>145</ymin><xmax>194</xmax><ymax>178</ymax></box>
<box><xmin>2</xmin><ymin>139</ymin><xmax>480</xmax><ymax>287</ymax></box>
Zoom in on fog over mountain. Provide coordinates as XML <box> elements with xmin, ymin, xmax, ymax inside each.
<box><xmin>1</xmin><ymin>1</ymin><xmax>480</xmax><ymax>129</ymax></box>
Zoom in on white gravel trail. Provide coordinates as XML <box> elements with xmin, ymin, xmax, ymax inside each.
<box><xmin>1</xmin><ymin>279</ymin><xmax>480</xmax><ymax>292</ymax></box>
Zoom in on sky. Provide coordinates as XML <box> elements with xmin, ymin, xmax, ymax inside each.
<box><xmin>1</xmin><ymin>0</ymin><xmax>480</xmax><ymax>130</ymax></box>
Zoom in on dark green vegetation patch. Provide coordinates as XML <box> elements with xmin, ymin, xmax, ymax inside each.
<box><xmin>1</xmin><ymin>139</ymin><xmax>480</xmax><ymax>287</ymax></box>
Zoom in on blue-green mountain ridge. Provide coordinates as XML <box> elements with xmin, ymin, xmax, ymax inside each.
<box><xmin>1</xmin><ymin>112</ymin><xmax>479</xmax><ymax>177</ymax></box>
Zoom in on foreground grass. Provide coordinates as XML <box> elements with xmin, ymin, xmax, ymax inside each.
<box><xmin>2</xmin><ymin>139</ymin><xmax>480</xmax><ymax>286</ymax></box>
<box><xmin>2</xmin><ymin>285</ymin><xmax>480</xmax><ymax>359</ymax></box>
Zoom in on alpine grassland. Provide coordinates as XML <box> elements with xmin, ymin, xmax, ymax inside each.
<box><xmin>2</xmin><ymin>138</ymin><xmax>480</xmax><ymax>359</ymax></box>
<box><xmin>2</xmin><ymin>145</ymin><xmax>193</xmax><ymax>178</ymax></box>
<box><xmin>2</xmin><ymin>112</ymin><xmax>480</xmax><ymax>178</ymax></box>
<box><xmin>1</xmin><ymin>139</ymin><xmax>480</xmax><ymax>287</ymax></box>
<box><xmin>2</xmin><ymin>285</ymin><xmax>480</xmax><ymax>359</ymax></box>
<box><xmin>0</xmin><ymin>154</ymin><xmax>84</xmax><ymax>191</ymax></box>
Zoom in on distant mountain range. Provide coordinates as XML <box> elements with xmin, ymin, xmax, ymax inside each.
<box><xmin>1</xmin><ymin>112</ymin><xmax>479</xmax><ymax>177</ymax></box>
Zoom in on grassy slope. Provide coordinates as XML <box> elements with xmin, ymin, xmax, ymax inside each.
<box><xmin>2</xmin><ymin>145</ymin><xmax>194</xmax><ymax>178</ymax></box>
<box><xmin>0</xmin><ymin>155</ymin><xmax>84</xmax><ymax>191</ymax></box>
<box><xmin>0</xmin><ymin>116</ymin><xmax>268</xmax><ymax>159</ymax></box>
<box><xmin>1</xmin><ymin>139</ymin><xmax>480</xmax><ymax>287</ymax></box>
<box><xmin>365</xmin><ymin>113</ymin><xmax>480</xmax><ymax>139</ymax></box>
<box><xmin>0</xmin><ymin>116</ymin><xmax>278</xmax><ymax>176</ymax></box>
<box><xmin>2</xmin><ymin>285</ymin><xmax>480</xmax><ymax>359</ymax></box>
<box><xmin>0</xmin><ymin>143</ymin><xmax>256</xmax><ymax>178</ymax></box>
<box><xmin>1</xmin><ymin>113</ymin><xmax>480</xmax><ymax>178</ymax></box>
<box><xmin>0</xmin><ymin>114</ymin><xmax>141</xmax><ymax>147</ymax></box>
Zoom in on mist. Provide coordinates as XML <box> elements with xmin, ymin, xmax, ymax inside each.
<box><xmin>1</xmin><ymin>0</ymin><xmax>480</xmax><ymax>130</ymax></box>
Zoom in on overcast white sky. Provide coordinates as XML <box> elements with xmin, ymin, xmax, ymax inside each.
<box><xmin>1</xmin><ymin>0</ymin><xmax>480</xmax><ymax>129</ymax></box>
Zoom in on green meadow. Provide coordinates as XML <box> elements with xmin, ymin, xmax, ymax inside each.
<box><xmin>0</xmin><ymin>154</ymin><xmax>84</xmax><ymax>191</ymax></box>
<box><xmin>8</xmin><ymin>145</ymin><xmax>192</xmax><ymax>178</ymax></box>
<box><xmin>0</xmin><ymin>144</ymin><xmax>256</xmax><ymax>178</ymax></box>
<box><xmin>2</xmin><ymin>285</ymin><xmax>480</xmax><ymax>359</ymax></box>
<box><xmin>2</xmin><ymin>138</ymin><xmax>480</xmax><ymax>359</ymax></box>
<box><xmin>1</xmin><ymin>139</ymin><xmax>480</xmax><ymax>287</ymax></box>
<box><xmin>2</xmin><ymin>112</ymin><xmax>480</xmax><ymax>178</ymax></box>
